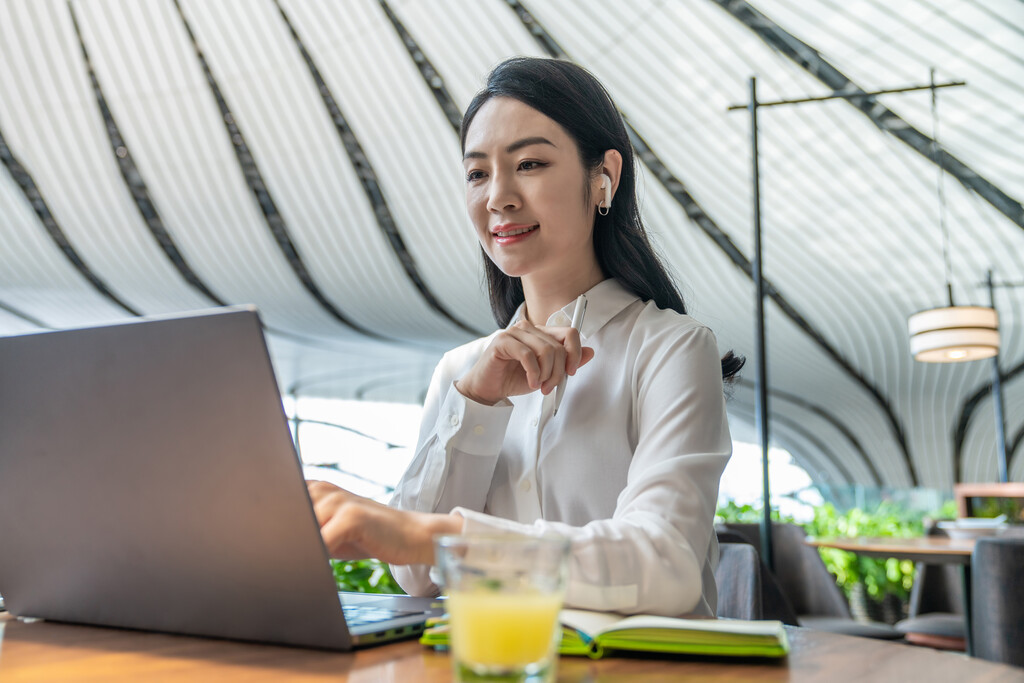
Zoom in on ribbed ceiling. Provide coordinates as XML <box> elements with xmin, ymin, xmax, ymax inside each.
<box><xmin>1</xmin><ymin>0</ymin><xmax>1021</xmax><ymax>490</ymax></box>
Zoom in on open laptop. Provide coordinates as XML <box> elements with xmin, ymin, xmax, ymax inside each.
<box><xmin>0</xmin><ymin>307</ymin><xmax>442</xmax><ymax>650</ymax></box>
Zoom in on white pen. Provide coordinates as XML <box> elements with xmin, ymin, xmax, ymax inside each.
<box><xmin>552</xmin><ymin>294</ymin><xmax>587</xmax><ymax>417</ymax></box>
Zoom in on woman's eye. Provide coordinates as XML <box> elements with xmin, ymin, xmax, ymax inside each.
<box><xmin>465</xmin><ymin>170</ymin><xmax>486</xmax><ymax>182</ymax></box>
<box><xmin>519</xmin><ymin>160</ymin><xmax>545</xmax><ymax>171</ymax></box>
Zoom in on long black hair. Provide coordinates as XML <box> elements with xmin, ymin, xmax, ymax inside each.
<box><xmin>461</xmin><ymin>57</ymin><xmax>743</xmax><ymax>382</ymax></box>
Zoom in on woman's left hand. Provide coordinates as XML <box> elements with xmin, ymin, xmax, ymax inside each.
<box><xmin>306</xmin><ymin>480</ymin><xmax>461</xmax><ymax>566</ymax></box>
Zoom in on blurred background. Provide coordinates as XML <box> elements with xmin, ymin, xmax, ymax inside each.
<box><xmin>2</xmin><ymin>0</ymin><xmax>1022</xmax><ymax>519</ymax></box>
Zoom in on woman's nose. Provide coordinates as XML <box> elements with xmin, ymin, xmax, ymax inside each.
<box><xmin>486</xmin><ymin>174</ymin><xmax>521</xmax><ymax>213</ymax></box>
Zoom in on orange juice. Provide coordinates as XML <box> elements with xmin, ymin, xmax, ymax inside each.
<box><xmin>447</xmin><ymin>589</ymin><xmax>563</xmax><ymax>668</ymax></box>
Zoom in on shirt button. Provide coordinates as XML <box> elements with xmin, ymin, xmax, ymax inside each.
<box><xmin>530</xmin><ymin>418</ymin><xmax>539</xmax><ymax>427</ymax></box>
<box><xmin>472</xmin><ymin>425</ymin><xmax>484</xmax><ymax>435</ymax></box>
<box><xmin>520</xmin><ymin>480</ymin><xmax>532</xmax><ymax>492</ymax></box>
<box><xmin>449</xmin><ymin>414</ymin><xmax>459</xmax><ymax>427</ymax></box>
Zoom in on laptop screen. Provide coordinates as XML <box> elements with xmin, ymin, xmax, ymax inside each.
<box><xmin>0</xmin><ymin>308</ymin><xmax>355</xmax><ymax>649</ymax></box>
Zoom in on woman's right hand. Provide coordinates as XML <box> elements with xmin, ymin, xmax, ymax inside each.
<box><xmin>455</xmin><ymin>319</ymin><xmax>595</xmax><ymax>405</ymax></box>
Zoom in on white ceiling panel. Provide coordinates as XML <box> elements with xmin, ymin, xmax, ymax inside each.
<box><xmin>0</xmin><ymin>1</ymin><xmax>216</xmax><ymax>316</ymax></box>
<box><xmin>1</xmin><ymin>0</ymin><xmax>1020</xmax><ymax>493</ymax></box>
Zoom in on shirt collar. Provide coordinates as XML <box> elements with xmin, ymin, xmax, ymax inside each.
<box><xmin>507</xmin><ymin>279</ymin><xmax>640</xmax><ymax>340</ymax></box>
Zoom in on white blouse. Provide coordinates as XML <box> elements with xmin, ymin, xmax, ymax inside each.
<box><xmin>389</xmin><ymin>278</ymin><xmax>732</xmax><ymax>617</ymax></box>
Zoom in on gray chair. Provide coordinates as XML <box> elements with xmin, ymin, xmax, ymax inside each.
<box><xmin>714</xmin><ymin>543</ymin><xmax>762</xmax><ymax>620</ymax></box>
<box><xmin>716</xmin><ymin>528</ymin><xmax>799</xmax><ymax>625</ymax></box>
<box><xmin>723</xmin><ymin>523</ymin><xmax>901</xmax><ymax>639</ymax></box>
<box><xmin>894</xmin><ymin>523</ymin><xmax>965</xmax><ymax>651</ymax></box>
<box><xmin>971</xmin><ymin>537</ymin><xmax>1024</xmax><ymax>667</ymax></box>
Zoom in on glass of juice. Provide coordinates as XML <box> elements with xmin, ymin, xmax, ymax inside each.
<box><xmin>435</xmin><ymin>534</ymin><xmax>570</xmax><ymax>683</ymax></box>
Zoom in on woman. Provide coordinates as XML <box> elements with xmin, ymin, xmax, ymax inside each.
<box><xmin>308</xmin><ymin>57</ymin><xmax>742</xmax><ymax>618</ymax></box>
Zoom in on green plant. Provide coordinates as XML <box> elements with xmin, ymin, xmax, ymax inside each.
<box><xmin>804</xmin><ymin>502</ymin><xmax>920</xmax><ymax>602</ymax></box>
<box><xmin>330</xmin><ymin>559</ymin><xmax>404</xmax><ymax>594</ymax></box>
<box><xmin>970</xmin><ymin>496</ymin><xmax>1023</xmax><ymax>522</ymax></box>
<box><xmin>714</xmin><ymin>500</ymin><xmax>789</xmax><ymax>524</ymax></box>
<box><xmin>716</xmin><ymin>498</ymin><xmax>957</xmax><ymax>609</ymax></box>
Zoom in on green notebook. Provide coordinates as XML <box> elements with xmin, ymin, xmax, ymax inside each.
<box><xmin>421</xmin><ymin>609</ymin><xmax>790</xmax><ymax>659</ymax></box>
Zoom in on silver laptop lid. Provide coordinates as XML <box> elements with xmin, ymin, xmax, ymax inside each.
<box><xmin>0</xmin><ymin>308</ymin><xmax>352</xmax><ymax>650</ymax></box>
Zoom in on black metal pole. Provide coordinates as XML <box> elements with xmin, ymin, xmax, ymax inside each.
<box><xmin>987</xmin><ymin>270</ymin><xmax>1008</xmax><ymax>483</ymax></box>
<box><xmin>726</xmin><ymin>80</ymin><xmax>965</xmax><ymax>111</ymax></box>
<box><xmin>290</xmin><ymin>392</ymin><xmax>303</xmax><ymax>459</ymax></box>
<box><xmin>750</xmin><ymin>76</ymin><xmax>774</xmax><ymax>571</ymax></box>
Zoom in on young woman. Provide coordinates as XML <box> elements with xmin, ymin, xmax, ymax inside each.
<box><xmin>308</xmin><ymin>57</ymin><xmax>742</xmax><ymax>618</ymax></box>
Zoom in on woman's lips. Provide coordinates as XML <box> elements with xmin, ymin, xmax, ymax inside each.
<box><xmin>492</xmin><ymin>223</ymin><xmax>539</xmax><ymax>244</ymax></box>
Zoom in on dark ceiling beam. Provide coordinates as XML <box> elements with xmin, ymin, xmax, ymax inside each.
<box><xmin>355</xmin><ymin>372</ymin><xmax>418</xmax><ymax>402</ymax></box>
<box><xmin>709</xmin><ymin>0</ymin><xmax>1024</xmax><ymax>230</ymax></box>
<box><xmin>736</xmin><ymin>377</ymin><xmax>883</xmax><ymax>485</ymax></box>
<box><xmin>712</xmin><ymin>0</ymin><xmax>1024</xmax><ymax>485</ymax></box>
<box><xmin>502</xmin><ymin>0</ymin><xmax>917</xmax><ymax>485</ymax></box>
<box><xmin>771</xmin><ymin>410</ymin><xmax>857</xmax><ymax>485</ymax></box>
<box><xmin>291</xmin><ymin>416</ymin><xmax>404</xmax><ymax>450</ymax></box>
<box><xmin>1010</xmin><ymin>423</ymin><xmax>1023</xmax><ymax>481</ymax></box>
<box><xmin>727</xmin><ymin>398</ymin><xmax>855</xmax><ymax>485</ymax></box>
<box><xmin>67</xmin><ymin>3</ymin><xmax>227</xmax><ymax>307</ymax></box>
<box><xmin>171</xmin><ymin>0</ymin><xmax>388</xmax><ymax>341</ymax></box>
<box><xmin>0</xmin><ymin>298</ymin><xmax>51</xmax><ymax>329</ymax></box>
<box><xmin>377</xmin><ymin>0</ymin><xmax>463</xmax><ymax>133</ymax></box>
<box><xmin>273</xmin><ymin>0</ymin><xmax>483</xmax><ymax>337</ymax></box>
<box><xmin>0</xmin><ymin>126</ymin><xmax>140</xmax><ymax>317</ymax></box>
<box><xmin>953</xmin><ymin>360</ymin><xmax>1024</xmax><ymax>482</ymax></box>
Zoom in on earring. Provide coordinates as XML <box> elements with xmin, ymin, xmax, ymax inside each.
<box><xmin>598</xmin><ymin>173</ymin><xmax>611</xmax><ymax>216</ymax></box>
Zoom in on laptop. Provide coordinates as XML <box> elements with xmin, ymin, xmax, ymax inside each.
<box><xmin>0</xmin><ymin>306</ymin><xmax>442</xmax><ymax>650</ymax></box>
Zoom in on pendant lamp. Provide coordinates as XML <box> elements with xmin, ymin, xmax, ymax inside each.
<box><xmin>908</xmin><ymin>305</ymin><xmax>999</xmax><ymax>362</ymax></box>
<box><xmin>908</xmin><ymin>71</ymin><xmax>999</xmax><ymax>363</ymax></box>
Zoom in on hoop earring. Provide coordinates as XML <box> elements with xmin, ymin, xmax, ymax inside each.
<box><xmin>598</xmin><ymin>203</ymin><xmax>610</xmax><ymax>216</ymax></box>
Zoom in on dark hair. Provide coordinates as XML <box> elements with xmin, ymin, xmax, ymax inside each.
<box><xmin>460</xmin><ymin>57</ymin><xmax>743</xmax><ymax>382</ymax></box>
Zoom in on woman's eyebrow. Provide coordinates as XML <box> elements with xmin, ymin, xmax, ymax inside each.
<box><xmin>463</xmin><ymin>136</ymin><xmax>557</xmax><ymax>160</ymax></box>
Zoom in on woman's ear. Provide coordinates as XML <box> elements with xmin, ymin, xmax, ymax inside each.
<box><xmin>599</xmin><ymin>149</ymin><xmax>624</xmax><ymax>201</ymax></box>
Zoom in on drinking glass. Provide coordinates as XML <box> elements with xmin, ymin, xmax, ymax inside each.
<box><xmin>434</xmin><ymin>534</ymin><xmax>570</xmax><ymax>683</ymax></box>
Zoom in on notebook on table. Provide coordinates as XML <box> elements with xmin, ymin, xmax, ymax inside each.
<box><xmin>0</xmin><ymin>307</ymin><xmax>441</xmax><ymax>650</ymax></box>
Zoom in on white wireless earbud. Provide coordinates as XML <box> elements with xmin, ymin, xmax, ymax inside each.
<box><xmin>599</xmin><ymin>174</ymin><xmax>612</xmax><ymax>215</ymax></box>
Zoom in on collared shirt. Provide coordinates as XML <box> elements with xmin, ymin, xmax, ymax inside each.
<box><xmin>389</xmin><ymin>278</ymin><xmax>732</xmax><ymax>617</ymax></box>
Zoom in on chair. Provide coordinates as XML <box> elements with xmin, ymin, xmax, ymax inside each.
<box><xmin>723</xmin><ymin>523</ymin><xmax>901</xmax><ymax>639</ymax></box>
<box><xmin>714</xmin><ymin>543</ymin><xmax>762</xmax><ymax>620</ymax></box>
<box><xmin>894</xmin><ymin>522</ymin><xmax>965</xmax><ymax>651</ymax></box>
<box><xmin>716</xmin><ymin>528</ymin><xmax>799</xmax><ymax>625</ymax></box>
<box><xmin>971</xmin><ymin>537</ymin><xmax>1024</xmax><ymax>667</ymax></box>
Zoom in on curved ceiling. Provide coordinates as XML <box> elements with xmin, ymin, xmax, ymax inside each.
<box><xmin>1</xmin><ymin>0</ymin><xmax>1022</xmax><ymax>490</ymax></box>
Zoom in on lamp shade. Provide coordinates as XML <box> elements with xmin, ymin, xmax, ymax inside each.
<box><xmin>908</xmin><ymin>305</ymin><xmax>999</xmax><ymax>362</ymax></box>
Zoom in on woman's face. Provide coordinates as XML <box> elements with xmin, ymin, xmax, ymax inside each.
<box><xmin>462</xmin><ymin>97</ymin><xmax>601</xmax><ymax>284</ymax></box>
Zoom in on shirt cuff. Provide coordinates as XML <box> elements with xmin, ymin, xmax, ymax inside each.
<box><xmin>439</xmin><ymin>381</ymin><xmax>513</xmax><ymax>456</ymax></box>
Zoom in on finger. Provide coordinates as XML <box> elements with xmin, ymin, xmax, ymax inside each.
<box><xmin>533</xmin><ymin>325</ymin><xmax>583</xmax><ymax>378</ymax></box>
<box><xmin>311</xmin><ymin>497</ymin><xmax>334</xmax><ymax>528</ymax></box>
<box><xmin>320</xmin><ymin>513</ymin><xmax>364</xmax><ymax>559</ymax></box>
<box><xmin>539</xmin><ymin>342</ymin><xmax>567</xmax><ymax>394</ymax></box>
<box><xmin>495</xmin><ymin>332</ymin><xmax>542</xmax><ymax>389</ymax></box>
<box><xmin>503</xmin><ymin>326</ymin><xmax>560</xmax><ymax>389</ymax></box>
<box><xmin>515</xmin><ymin>326</ymin><xmax>567</xmax><ymax>393</ymax></box>
<box><xmin>306</xmin><ymin>480</ymin><xmax>337</xmax><ymax>502</ymax></box>
<box><xmin>558</xmin><ymin>327</ymin><xmax>583</xmax><ymax>375</ymax></box>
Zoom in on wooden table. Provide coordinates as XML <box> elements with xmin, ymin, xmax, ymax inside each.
<box><xmin>805</xmin><ymin>536</ymin><xmax>975</xmax><ymax>653</ymax></box>
<box><xmin>2</xmin><ymin>613</ymin><xmax>1021</xmax><ymax>681</ymax></box>
<box><xmin>804</xmin><ymin>536</ymin><xmax>975</xmax><ymax>564</ymax></box>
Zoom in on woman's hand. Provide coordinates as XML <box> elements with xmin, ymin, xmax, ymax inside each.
<box><xmin>455</xmin><ymin>319</ymin><xmax>595</xmax><ymax>405</ymax></box>
<box><xmin>306</xmin><ymin>481</ymin><xmax>461</xmax><ymax>566</ymax></box>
